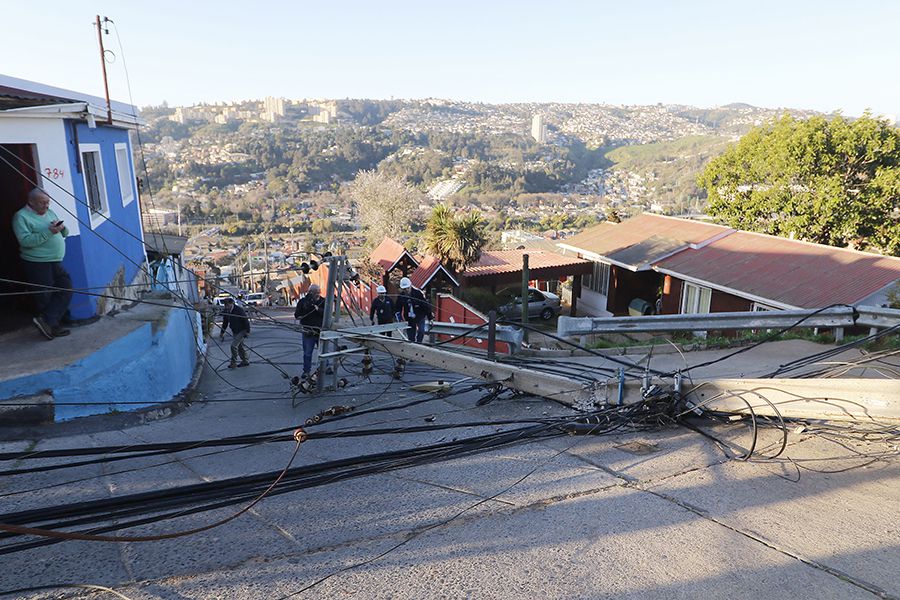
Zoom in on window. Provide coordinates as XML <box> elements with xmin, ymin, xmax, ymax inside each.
<box><xmin>681</xmin><ymin>282</ymin><xmax>712</xmax><ymax>314</ymax></box>
<box><xmin>115</xmin><ymin>143</ymin><xmax>135</xmax><ymax>206</ymax></box>
<box><xmin>752</xmin><ymin>302</ymin><xmax>777</xmax><ymax>312</ymax></box>
<box><xmin>584</xmin><ymin>261</ymin><xmax>610</xmax><ymax>295</ymax></box>
<box><xmin>79</xmin><ymin>144</ymin><xmax>108</xmax><ymax>226</ymax></box>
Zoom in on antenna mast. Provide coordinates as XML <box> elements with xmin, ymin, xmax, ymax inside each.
<box><xmin>95</xmin><ymin>15</ymin><xmax>113</xmax><ymax>124</ymax></box>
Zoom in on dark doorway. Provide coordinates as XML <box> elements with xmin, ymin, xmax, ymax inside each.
<box><xmin>0</xmin><ymin>143</ymin><xmax>38</xmax><ymax>333</ymax></box>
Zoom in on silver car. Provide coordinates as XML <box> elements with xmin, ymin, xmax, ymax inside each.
<box><xmin>499</xmin><ymin>287</ymin><xmax>561</xmax><ymax>321</ymax></box>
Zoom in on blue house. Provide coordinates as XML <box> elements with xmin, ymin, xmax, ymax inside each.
<box><xmin>0</xmin><ymin>75</ymin><xmax>203</xmax><ymax>422</ymax></box>
<box><xmin>0</xmin><ymin>74</ymin><xmax>148</xmax><ymax>322</ymax></box>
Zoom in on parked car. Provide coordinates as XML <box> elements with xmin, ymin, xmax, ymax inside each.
<box><xmin>244</xmin><ymin>292</ymin><xmax>266</xmax><ymax>306</ymax></box>
<box><xmin>213</xmin><ymin>293</ymin><xmax>232</xmax><ymax>307</ymax></box>
<box><xmin>498</xmin><ymin>287</ymin><xmax>561</xmax><ymax>321</ymax></box>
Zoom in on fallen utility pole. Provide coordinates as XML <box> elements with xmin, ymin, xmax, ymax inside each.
<box><xmin>349</xmin><ymin>335</ymin><xmax>601</xmax><ymax>409</ymax></box>
<box><xmin>343</xmin><ymin>333</ymin><xmax>900</xmax><ymax>421</ymax></box>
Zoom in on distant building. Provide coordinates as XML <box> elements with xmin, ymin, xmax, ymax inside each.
<box><xmin>170</xmin><ymin>106</ymin><xmax>206</xmax><ymax>124</ymax></box>
<box><xmin>142</xmin><ymin>208</ymin><xmax>179</xmax><ymax>232</ymax></box>
<box><xmin>262</xmin><ymin>96</ymin><xmax>285</xmax><ymax>122</ymax></box>
<box><xmin>309</xmin><ymin>101</ymin><xmax>338</xmax><ymax>124</ymax></box>
<box><xmin>531</xmin><ymin>114</ymin><xmax>547</xmax><ymax>143</ymax></box>
<box><xmin>427</xmin><ymin>178</ymin><xmax>464</xmax><ymax>201</ymax></box>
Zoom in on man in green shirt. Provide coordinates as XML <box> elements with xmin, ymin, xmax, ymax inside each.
<box><xmin>11</xmin><ymin>188</ymin><xmax>72</xmax><ymax>340</ymax></box>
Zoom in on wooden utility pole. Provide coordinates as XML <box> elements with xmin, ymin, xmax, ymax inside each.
<box><xmin>521</xmin><ymin>254</ymin><xmax>530</xmax><ymax>343</ymax></box>
<box><xmin>95</xmin><ymin>16</ymin><xmax>113</xmax><ymax>125</ymax></box>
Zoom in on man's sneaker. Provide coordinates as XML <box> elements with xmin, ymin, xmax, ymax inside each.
<box><xmin>228</xmin><ymin>363</ymin><xmax>238</xmax><ymax>369</ymax></box>
<box><xmin>51</xmin><ymin>327</ymin><xmax>71</xmax><ymax>337</ymax></box>
<box><xmin>237</xmin><ymin>361</ymin><xmax>250</xmax><ymax>367</ymax></box>
<box><xmin>33</xmin><ymin>317</ymin><xmax>54</xmax><ymax>340</ymax></box>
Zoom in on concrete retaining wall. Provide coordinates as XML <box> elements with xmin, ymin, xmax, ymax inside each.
<box><xmin>0</xmin><ymin>306</ymin><xmax>199</xmax><ymax>422</ymax></box>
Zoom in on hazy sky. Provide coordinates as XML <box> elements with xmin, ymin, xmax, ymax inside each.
<box><xmin>3</xmin><ymin>0</ymin><xmax>897</xmax><ymax>117</ymax></box>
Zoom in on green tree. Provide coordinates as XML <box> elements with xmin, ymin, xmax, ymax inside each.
<box><xmin>424</xmin><ymin>204</ymin><xmax>487</xmax><ymax>271</ymax></box>
<box><xmin>699</xmin><ymin>114</ymin><xmax>900</xmax><ymax>255</ymax></box>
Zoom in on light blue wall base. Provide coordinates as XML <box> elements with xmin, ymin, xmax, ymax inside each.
<box><xmin>0</xmin><ymin>307</ymin><xmax>199</xmax><ymax>422</ymax></box>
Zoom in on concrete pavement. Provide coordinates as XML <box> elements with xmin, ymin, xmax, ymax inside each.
<box><xmin>0</xmin><ymin>312</ymin><xmax>896</xmax><ymax>599</ymax></box>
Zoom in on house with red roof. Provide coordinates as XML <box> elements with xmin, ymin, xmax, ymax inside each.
<box><xmin>559</xmin><ymin>214</ymin><xmax>900</xmax><ymax>317</ymax></box>
<box><xmin>409</xmin><ymin>255</ymin><xmax>459</xmax><ymax>296</ymax></box>
<box><xmin>368</xmin><ymin>237</ymin><xmax>419</xmax><ymax>291</ymax></box>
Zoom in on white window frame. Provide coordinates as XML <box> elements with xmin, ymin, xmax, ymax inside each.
<box><xmin>79</xmin><ymin>143</ymin><xmax>109</xmax><ymax>229</ymax></box>
<box><xmin>752</xmin><ymin>302</ymin><xmax>778</xmax><ymax>312</ymax></box>
<box><xmin>681</xmin><ymin>282</ymin><xmax>712</xmax><ymax>314</ymax></box>
<box><xmin>114</xmin><ymin>142</ymin><xmax>135</xmax><ymax>206</ymax></box>
<box><xmin>585</xmin><ymin>261</ymin><xmax>610</xmax><ymax>295</ymax></box>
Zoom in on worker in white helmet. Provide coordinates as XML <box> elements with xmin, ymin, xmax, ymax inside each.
<box><xmin>397</xmin><ymin>276</ymin><xmax>432</xmax><ymax>343</ymax></box>
<box><xmin>370</xmin><ymin>284</ymin><xmax>395</xmax><ymax>336</ymax></box>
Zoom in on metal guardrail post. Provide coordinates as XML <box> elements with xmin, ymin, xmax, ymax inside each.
<box><xmin>487</xmin><ymin>310</ymin><xmax>497</xmax><ymax>361</ymax></box>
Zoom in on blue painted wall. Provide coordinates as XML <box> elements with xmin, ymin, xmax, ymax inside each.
<box><xmin>63</xmin><ymin>121</ymin><xmax>146</xmax><ymax>318</ymax></box>
<box><xmin>0</xmin><ymin>305</ymin><xmax>199</xmax><ymax>421</ymax></box>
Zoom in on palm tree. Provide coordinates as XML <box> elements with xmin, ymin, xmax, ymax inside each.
<box><xmin>424</xmin><ymin>204</ymin><xmax>487</xmax><ymax>271</ymax></box>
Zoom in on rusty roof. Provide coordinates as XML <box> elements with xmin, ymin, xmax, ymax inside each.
<box><xmin>463</xmin><ymin>250</ymin><xmax>592</xmax><ymax>285</ymax></box>
<box><xmin>369</xmin><ymin>237</ymin><xmax>418</xmax><ymax>272</ymax></box>
<box><xmin>409</xmin><ymin>255</ymin><xmax>459</xmax><ymax>289</ymax></box>
<box><xmin>560</xmin><ymin>214</ymin><xmax>733</xmax><ymax>269</ymax></box>
<box><xmin>655</xmin><ymin>231</ymin><xmax>900</xmax><ymax>308</ymax></box>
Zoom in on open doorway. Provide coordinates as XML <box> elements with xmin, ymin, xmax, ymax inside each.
<box><xmin>0</xmin><ymin>143</ymin><xmax>38</xmax><ymax>333</ymax></box>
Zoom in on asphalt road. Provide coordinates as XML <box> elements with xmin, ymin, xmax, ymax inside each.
<box><xmin>0</xmin><ymin>311</ymin><xmax>897</xmax><ymax>599</ymax></box>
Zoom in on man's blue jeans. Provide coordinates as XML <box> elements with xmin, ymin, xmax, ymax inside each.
<box><xmin>301</xmin><ymin>333</ymin><xmax>319</xmax><ymax>375</ymax></box>
<box><xmin>407</xmin><ymin>318</ymin><xmax>427</xmax><ymax>343</ymax></box>
<box><xmin>22</xmin><ymin>260</ymin><xmax>72</xmax><ymax>327</ymax></box>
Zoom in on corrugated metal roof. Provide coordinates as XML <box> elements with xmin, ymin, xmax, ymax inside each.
<box><xmin>463</xmin><ymin>249</ymin><xmax>592</xmax><ymax>278</ymax></box>
<box><xmin>655</xmin><ymin>231</ymin><xmax>900</xmax><ymax>308</ymax></box>
<box><xmin>561</xmin><ymin>214</ymin><xmax>732</xmax><ymax>268</ymax></box>
<box><xmin>607</xmin><ymin>235</ymin><xmax>691</xmax><ymax>270</ymax></box>
<box><xmin>369</xmin><ymin>237</ymin><xmax>417</xmax><ymax>272</ymax></box>
<box><xmin>0</xmin><ymin>74</ymin><xmax>138</xmax><ymax>116</ymax></box>
<box><xmin>145</xmin><ymin>233</ymin><xmax>188</xmax><ymax>256</ymax></box>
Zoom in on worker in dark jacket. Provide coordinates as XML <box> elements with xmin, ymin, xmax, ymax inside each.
<box><xmin>219</xmin><ymin>297</ymin><xmax>250</xmax><ymax>368</ymax></box>
<box><xmin>370</xmin><ymin>285</ymin><xmax>395</xmax><ymax>336</ymax></box>
<box><xmin>397</xmin><ymin>277</ymin><xmax>432</xmax><ymax>343</ymax></box>
<box><xmin>294</xmin><ymin>284</ymin><xmax>326</xmax><ymax>378</ymax></box>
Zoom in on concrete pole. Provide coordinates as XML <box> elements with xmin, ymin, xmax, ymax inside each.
<box><xmin>521</xmin><ymin>253</ymin><xmax>530</xmax><ymax>343</ymax></box>
<box><xmin>317</xmin><ymin>257</ymin><xmax>338</xmax><ymax>392</ymax></box>
<box><xmin>332</xmin><ymin>257</ymin><xmax>345</xmax><ymax>390</ymax></box>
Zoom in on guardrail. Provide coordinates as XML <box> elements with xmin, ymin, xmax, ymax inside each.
<box><xmin>558</xmin><ymin>307</ymin><xmax>861</xmax><ymax>337</ymax></box>
<box><xmin>855</xmin><ymin>306</ymin><xmax>900</xmax><ymax>330</ymax></box>
<box><xmin>428</xmin><ymin>321</ymin><xmax>524</xmax><ymax>350</ymax></box>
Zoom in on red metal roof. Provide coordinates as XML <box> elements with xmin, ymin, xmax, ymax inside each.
<box><xmin>369</xmin><ymin>237</ymin><xmax>417</xmax><ymax>272</ymax></box>
<box><xmin>655</xmin><ymin>231</ymin><xmax>900</xmax><ymax>308</ymax></box>
<box><xmin>463</xmin><ymin>249</ymin><xmax>592</xmax><ymax>280</ymax></box>
<box><xmin>409</xmin><ymin>255</ymin><xmax>458</xmax><ymax>289</ymax></box>
<box><xmin>560</xmin><ymin>214</ymin><xmax>732</xmax><ymax>268</ymax></box>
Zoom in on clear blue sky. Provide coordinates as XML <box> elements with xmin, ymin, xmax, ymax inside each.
<box><xmin>3</xmin><ymin>0</ymin><xmax>897</xmax><ymax>117</ymax></box>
